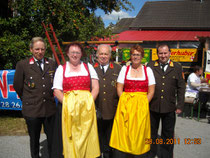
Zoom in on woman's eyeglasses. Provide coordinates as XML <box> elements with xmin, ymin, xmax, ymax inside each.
<box><xmin>131</xmin><ymin>54</ymin><xmax>141</xmax><ymax>57</ymax></box>
<box><xmin>70</xmin><ymin>51</ymin><xmax>81</xmax><ymax>55</ymax></box>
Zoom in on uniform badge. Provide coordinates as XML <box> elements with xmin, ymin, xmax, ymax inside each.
<box><xmin>111</xmin><ymin>80</ymin><xmax>117</xmax><ymax>87</ymax></box>
<box><xmin>27</xmin><ymin>80</ymin><xmax>35</xmax><ymax>88</ymax></box>
<box><xmin>27</xmin><ymin>77</ymin><xmax>35</xmax><ymax>88</ymax></box>
<box><xmin>110</xmin><ymin>63</ymin><xmax>114</xmax><ymax>69</ymax></box>
<box><xmin>29</xmin><ymin>58</ymin><xmax>35</xmax><ymax>64</ymax></box>
<box><xmin>27</xmin><ymin>81</ymin><xmax>30</xmax><ymax>87</ymax></box>
<box><xmin>169</xmin><ymin>61</ymin><xmax>174</xmax><ymax>67</ymax></box>
<box><xmin>154</xmin><ymin>61</ymin><xmax>159</xmax><ymax>66</ymax></box>
<box><xmin>31</xmin><ymin>82</ymin><xmax>35</xmax><ymax>88</ymax></box>
<box><xmin>94</xmin><ymin>62</ymin><xmax>99</xmax><ymax>68</ymax></box>
<box><xmin>48</xmin><ymin>70</ymin><xmax>54</xmax><ymax>75</ymax></box>
<box><xmin>43</xmin><ymin>58</ymin><xmax>49</xmax><ymax>64</ymax></box>
<box><xmin>48</xmin><ymin>70</ymin><xmax>54</xmax><ymax>83</ymax></box>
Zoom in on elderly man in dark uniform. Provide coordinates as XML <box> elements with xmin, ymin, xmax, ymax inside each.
<box><xmin>13</xmin><ymin>37</ymin><xmax>56</xmax><ymax>158</ymax></box>
<box><xmin>147</xmin><ymin>44</ymin><xmax>185</xmax><ymax>158</ymax></box>
<box><xmin>93</xmin><ymin>44</ymin><xmax>121</xmax><ymax>158</ymax></box>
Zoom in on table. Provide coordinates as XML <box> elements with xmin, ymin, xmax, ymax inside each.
<box><xmin>198</xmin><ymin>87</ymin><xmax>210</xmax><ymax>121</ymax></box>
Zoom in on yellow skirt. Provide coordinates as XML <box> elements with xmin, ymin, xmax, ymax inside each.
<box><xmin>62</xmin><ymin>90</ymin><xmax>100</xmax><ymax>158</ymax></box>
<box><xmin>109</xmin><ymin>92</ymin><xmax>151</xmax><ymax>155</ymax></box>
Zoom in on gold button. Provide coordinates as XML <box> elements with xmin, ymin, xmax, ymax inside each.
<box><xmin>161</xmin><ymin>90</ymin><xmax>164</xmax><ymax>92</ymax></box>
<box><xmin>162</xmin><ymin>76</ymin><xmax>165</xmax><ymax>79</ymax></box>
<box><xmin>104</xmin><ymin>98</ymin><xmax>106</xmax><ymax>101</ymax></box>
<box><xmin>161</xmin><ymin>96</ymin><xmax>163</xmax><ymax>99</ymax></box>
<box><xmin>104</xmin><ymin>92</ymin><xmax>106</xmax><ymax>94</ymax></box>
<box><xmin>103</xmin><ymin>85</ymin><xmax>106</xmax><ymax>87</ymax></box>
<box><xmin>162</xmin><ymin>83</ymin><xmax>165</xmax><ymax>86</ymax></box>
<box><xmin>103</xmin><ymin>78</ymin><xmax>106</xmax><ymax>81</ymax></box>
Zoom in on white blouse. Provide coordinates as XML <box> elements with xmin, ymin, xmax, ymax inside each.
<box><xmin>117</xmin><ymin>65</ymin><xmax>156</xmax><ymax>86</ymax></box>
<box><xmin>53</xmin><ymin>62</ymin><xmax>98</xmax><ymax>90</ymax></box>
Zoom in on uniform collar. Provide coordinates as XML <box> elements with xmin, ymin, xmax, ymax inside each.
<box><xmin>94</xmin><ymin>62</ymin><xmax>114</xmax><ymax>69</ymax></box>
<box><xmin>29</xmin><ymin>57</ymin><xmax>49</xmax><ymax>64</ymax></box>
<box><xmin>154</xmin><ymin>60</ymin><xmax>174</xmax><ymax>67</ymax></box>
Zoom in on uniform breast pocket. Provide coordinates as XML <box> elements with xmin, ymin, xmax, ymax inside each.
<box><xmin>170</xmin><ymin>75</ymin><xmax>177</xmax><ymax>85</ymax></box>
<box><xmin>22</xmin><ymin>99</ymin><xmax>35</xmax><ymax>106</ymax></box>
<box><xmin>47</xmin><ymin>70</ymin><xmax>55</xmax><ymax>83</ymax></box>
<box><xmin>111</xmin><ymin>73</ymin><xmax>118</xmax><ymax>88</ymax></box>
<box><xmin>24</xmin><ymin>77</ymin><xmax>36</xmax><ymax>89</ymax></box>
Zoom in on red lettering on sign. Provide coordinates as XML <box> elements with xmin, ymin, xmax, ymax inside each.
<box><xmin>0</xmin><ymin>71</ymin><xmax>8</xmax><ymax>99</ymax></box>
<box><xmin>9</xmin><ymin>85</ymin><xmax>15</xmax><ymax>92</ymax></box>
<box><xmin>8</xmin><ymin>76</ymin><xmax>20</xmax><ymax>99</ymax></box>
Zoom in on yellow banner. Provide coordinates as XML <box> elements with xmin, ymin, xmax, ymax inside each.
<box><xmin>152</xmin><ymin>49</ymin><xmax>158</xmax><ymax>61</ymax></box>
<box><xmin>151</xmin><ymin>48</ymin><xmax>198</xmax><ymax>62</ymax></box>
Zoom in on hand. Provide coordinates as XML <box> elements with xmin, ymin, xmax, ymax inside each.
<box><xmin>201</xmin><ymin>83</ymin><xmax>207</xmax><ymax>86</ymax></box>
<box><xmin>201</xmin><ymin>78</ymin><xmax>208</xmax><ymax>83</ymax></box>
<box><xmin>176</xmin><ymin>109</ymin><xmax>182</xmax><ymax>114</ymax></box>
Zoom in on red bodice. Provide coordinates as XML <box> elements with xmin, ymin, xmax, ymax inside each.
<box><xmin>124</xmin><ymin>65</ymin><xmax>148</xmax><ymax>92</ymax></box>
<box><xmin>63</xmin><ymin>63</ymin><xmax>90</xmax><ymax>92</ymax></box>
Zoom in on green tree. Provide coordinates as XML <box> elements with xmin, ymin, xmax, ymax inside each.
<box><xmin>0</xmin><ymin>0</ymin><xmax>133</xmax><ymax>69</ymax></box>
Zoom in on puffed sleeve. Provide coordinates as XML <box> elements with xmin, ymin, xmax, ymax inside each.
<box><xmin>117</xmin><ymin>65</ymin><xmax>127</xmax><ymax>84</ymax></box>
<box><xmin>146</xmin><ymin>67</ymin><xmax>156</xmax><ymax>86</ymax></box>
<box><xmin>52</xmin><ymin>65</ymin><xmax>63</xmax><ymax>90</ymax></box>
<box><xmin>88</xmin><ymin>63</ymin><xmax>99</xmax><ymax>80</ymax></box>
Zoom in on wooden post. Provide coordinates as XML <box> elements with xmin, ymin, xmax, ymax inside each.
<box><xmin>116</xmin><ymin>47</ymin><xmax>119</xmax><ymax>63</ymax></box>
<box><xmin>62</xmin><ymin>41</ymin><xmax>143</xmax><ymax>45</ymax></box>
<box><xmin>202</xmin><ymin>48</ymin><xmax>205</xmax><ymax>70</ymax></box>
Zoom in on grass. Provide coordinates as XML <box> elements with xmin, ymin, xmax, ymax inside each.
<box><xmin>0</xmin><ymin>110</ymin><xmax>28</xmax><ymax>136</ymax></box>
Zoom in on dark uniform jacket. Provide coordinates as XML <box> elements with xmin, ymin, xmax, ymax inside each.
<box><xmin>94</xmin><ymin>62</ymin><xmax>121</xmax><ymax>120</ymax></box>
<box><xmin>13</xmin><ymin>57</ymin><xmax>56</xmax><ymax>117</ymax></box>
<box><xmin>147</xmin><ymin>60</ymin><xmax>185</xmax><ymax>113</ymax></box>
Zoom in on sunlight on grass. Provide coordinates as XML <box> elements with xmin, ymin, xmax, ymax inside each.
<box><xmin>0</xmin><ymin>110</ymin><xmax>28</xmax><ymax>136</ymax></box>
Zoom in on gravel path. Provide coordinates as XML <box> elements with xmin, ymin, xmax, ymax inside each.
<box><xmin>0</xmin><ymin>116</ymin><xmax>210</xmax><ymax>158</ymax></box>
<box><xmin>174</xmin><ymin>116</ymin><xmax>210</xmax><ymax>158</ymax></box>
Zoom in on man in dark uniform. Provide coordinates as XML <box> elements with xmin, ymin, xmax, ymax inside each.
<box><xmin>147</xmin><ymin>44</ymin><xmax>185</xmax><ymax>158</ymax></box>
<box><xmin>93</xmin><ymin>44</ymin><xmax>121</xmax><ymax>158</ymax></box>
<box><xmin>13</xmin><ymin>37</ymin><xmax>56</xmax><ymax>158</ymax></box>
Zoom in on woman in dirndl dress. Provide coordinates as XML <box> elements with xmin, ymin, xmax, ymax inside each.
<box><xmin>53</xmin><ymin>43</ymin><xmax>100</xmax><ymax>158</ymax></box>
<box><xmin>110</xmin><ymin>45</ymin><xmax>156</xmax><ymax>158</ymax></box>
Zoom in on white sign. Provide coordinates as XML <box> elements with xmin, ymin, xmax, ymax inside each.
<box><xmin>205</xmin><ymin>50</ymin><xmax>210</xmax><ymax>72</ymax></box>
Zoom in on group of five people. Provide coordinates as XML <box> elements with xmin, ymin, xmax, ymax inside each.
<box><xmin>13</xmin><ymin>37</ymin><xmax>186</xmax><ymax>158</ymax></box>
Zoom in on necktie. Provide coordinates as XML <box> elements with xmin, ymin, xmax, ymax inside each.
<box><xmin>161</xmin><ymin>63</ymin><xmax>168</xmax><ymax>72</ymax></box>
<box><xmin>37</xmin><ymin>60</ymin><xmax>43</xmax><ymax>72</ymax></box>
<box><xmin>101</xmin><ymin>65</ymin><xmax>105</xmax><ymax>74</ymax></box>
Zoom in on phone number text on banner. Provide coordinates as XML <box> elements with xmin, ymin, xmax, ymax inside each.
<box><xmin>0</xmin><ymin>70</ymin><xmax>22</xmax><ymax>110</ymax></box>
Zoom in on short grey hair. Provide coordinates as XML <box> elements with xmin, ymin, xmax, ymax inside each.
<box><xmin>29</xmin><ymin>37</ymin><xmax>46</xmax><ymax>49</ymax></box>
<box><xmin>96</xmin><ymin>44</ymin><xmax>112</xmax><ymax>57</ymax></box>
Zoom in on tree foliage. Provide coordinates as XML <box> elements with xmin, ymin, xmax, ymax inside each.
<box><xmin>0</xmin><ymin>0</ymin><xmax>133</xmax><ymax>69</ymax></box>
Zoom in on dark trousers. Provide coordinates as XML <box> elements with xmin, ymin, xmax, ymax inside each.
<box><xmin>150</xmin><ymin>111</ymin><xmax>176</xmax><ymax>158</ymax></box>
<box><xmin>51</xmin><ymin>103</ymin><xmax>64</xmax><ymax>158</ymax></box>
<box><xmin>112</xmin><ymin>149</ymin><xmax>148</xmax><ymax>158</ymax></box>
<box><xmin>24</xmin><ymin>115</ymin><xmax>55</xmax><ymax>158</ymax></box>
<box><xmin>97</xmin><ymin>118</ymin><xmax>113</xmax><ymax>158</ymax></box>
